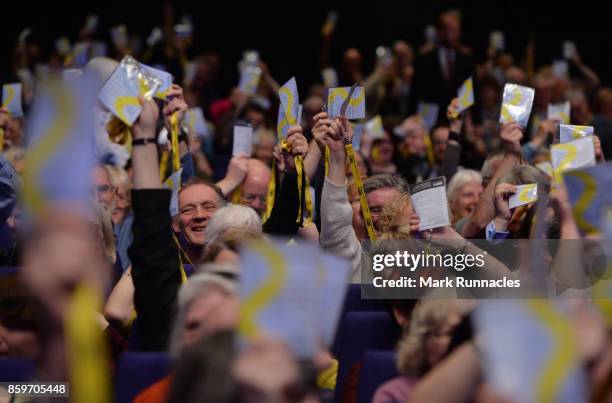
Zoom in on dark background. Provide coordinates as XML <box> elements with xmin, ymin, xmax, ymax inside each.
<box><xmin>2</xmin><ymin>0</ymin><xmax>611</xmax><ymax>91</ymax></box>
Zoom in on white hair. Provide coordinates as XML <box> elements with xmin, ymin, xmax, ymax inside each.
<box><xmin>447</xmin><ymin>169</ymin><xmax>482</xmax><ymax>203</ymax></box>
<box><xmin>168</xmin><ymin>272</ymin><xmax>236</xmax><ymax>357</ymax></box>
<box><xmin>203</xmin><ymin>204</ymin><xmax>262</xmax><ymax>245</ymax></box>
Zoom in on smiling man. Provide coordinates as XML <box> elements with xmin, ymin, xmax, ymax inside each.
<box><xmin>173</xmin><ymin>179</ymin><xmax>226</xmax><ymax>262</ymax></box>
<box><xmin>127</xmin><ymin>85</ymin><xmax>213</xmax><ymax>350</ymax></box>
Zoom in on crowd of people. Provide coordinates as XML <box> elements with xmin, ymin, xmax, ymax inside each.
<box><xmin>1</xmin><ymin>6</ymin><xmax>612</xmax><ymax>403</ymax></box>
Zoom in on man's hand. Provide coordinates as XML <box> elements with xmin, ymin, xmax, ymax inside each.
<box><xmin>132</xmin><ymin>96</ymin><xmax>159</xmax><ymax>139</ymax></box>
<box><xmin>286</xmin><ymin>126</ymin><xmax>308</xmax><ymax>158</ymax></box>
<box><xmin>216</xmin><ymin>155</ymin><xmax>249</xmax><ymax>196</ymax></box>
<box><xmin>312</xmin><ymin>112</ymin><xmax>331</xmax><ymax>152</ymax></box>
<box><xmin>226</xmin><ymin>155</ymin><xmax>249</xmax><ymax>184</ymax></box>
<box><xmin>163</xmin><ymin>84</ymin><xmax>188</xmax><ymax>129</ymax></box>
<box><xmin>499</xmin><ymin>122</ymin><xmax>523</xmax><ymax>155</ymax></box>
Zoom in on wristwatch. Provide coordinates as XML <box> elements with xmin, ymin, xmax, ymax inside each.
<box><xmin>132</xmin><ymin>137</ymin><xmax>157</xmax><ymax>146</ymax></box>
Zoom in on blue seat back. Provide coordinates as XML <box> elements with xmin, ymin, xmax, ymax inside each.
<box><xmin>0</xmin><ymin>358</ymin><xmax>36</xmax><ymax>382</ymax></box>
<box><xmin>114</xmin><ymin>352</ymin><xmax>171</xmax><ymax>403</ymax></box>
<box><xmin>333</xmin><ymin>311</ymin><xmax>400</xmax><ymax>403</ymax></box>
<box><xmin>356</xmin><ymin>350</ymin><xmax>398</xmax><ymax>403</ymax></box>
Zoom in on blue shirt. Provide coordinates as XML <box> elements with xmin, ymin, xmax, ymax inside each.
<box><xmin>485</xmin><ymin>220</ymin><xmax>509</xmax><ymax>245</ymax></box>
<box><xmin>0</xmin><ymin>155</ymin><xmax>19</xmax><ymax>225</ymax></box>
<box><xmin>114</xmin><ymin>212</ymin><xmax>134</xmax><ymax>271</ymax></box>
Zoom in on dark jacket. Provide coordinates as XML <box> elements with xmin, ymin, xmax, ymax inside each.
<box><xmin>412</xmin><ymin>47</ymin><xmax>474</xmax><ymax>122</ymax></box>
<box><xmin>129</xmin><ymin>189</ymin><xmax>181</xmax><ymax>351</ymax></box>
<box><xmin>129</xmin><ymin>168</ymin><xmax>302</xmax><ymax>351</ymax></box>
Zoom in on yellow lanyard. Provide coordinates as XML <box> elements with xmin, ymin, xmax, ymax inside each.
<box><xmin>262</xmin><ymin>163</ymin><xmax>276</xmax><ymax>223</ymax></box>
<box><xmin>65</xmin><ymin>284</ymin><xmax>111</xmax><ymax>403</ymax></box>
<box><xmin>324</xmin><ymin>145</ymin><xmax>330</xmax><ymax>177</ymax></box>
<box><xmin>345</xmin><ymin>143</ymin><xmax>377</xmax><ymax>240</ymax></box>
<box><xmin>173</xmin><ymin>234</ymin><xmax>191</xmax><ymax>283</ymax></box>
<box><xmin>170</xmin><ymin>112</ymin><xmax>181</xmax><ymax>172</ymax></box>
<box><xmin>293</xmin><ymin>155</ymin><xmax>313</xmax><ymax>224</ymax></box>
<box><xmin>159</xmin><ymin>149</ymin><xmax>169</xmax><ymax>181</ymax></box>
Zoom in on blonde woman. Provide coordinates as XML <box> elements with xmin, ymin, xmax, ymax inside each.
<box><xmin>373</xmin><ymin>300</ymin><xmax>462</xmax><ymax>403</ymax></box>
<box><xmin>105</xmin><ymin>165</ymin><xmax>134</xmax><ymax>272</ymax></box>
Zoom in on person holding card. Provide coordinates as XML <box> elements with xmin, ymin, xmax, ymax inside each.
<box><xmin>428</xmin><ymin>98</ymin><xmax>466</xmax><ymax>182</ymax></box>
<box><xmin>127</xmin><ymin>95</ymin><xmax>228</xmax><ymax>350</ymax></box>
<box><xmin>216</xmin><ymin>156</ymin><xmax>271</xmax><ymax>217</ymax></box>
<box><xmin>395</xmin><ymin>116</ymin><xmax>431</xmax><ymax>184</ymax></box>
<box><xmin>315</xmin><ymin>111</ymin><xmax>418</xmax><ymax>281</ymax></box>
<box><xmin>460</xmin><ymin>122</ymin><xmax>525</xmax><ymax>239</ymax></box>
<box><xmin>261</xmin><ymin>126</ymin><xmax>310</xmax><ymax>235</ymax></box>
<box><xmin>412</xmin><ymin>10</ymin><xmax>474</xmax><ymax>118</ymax></box>
<box><xmin>487</xmin><ymin>166</ymin><xmax>550</xmax><ymax>242</ymax></box>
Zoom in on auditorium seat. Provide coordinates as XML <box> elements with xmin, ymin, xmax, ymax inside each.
<box><xmin>333</xmin><ymin>311</ymin><xmax>400</xmax><ymax>403</ymax></box>
<box><xmin>114</xmin><ymin>352</ymin><xmax>171</xmax><ymax>403</ymax></box>
<box><xmin>0</xmin><ymin>358</ymin><xmax>36</xmax><ymax>382</ymax></box>
<box><xmin>356</xmin><ymin>350</ymin><xmax>398</xmax><ymax>403</ymax></box>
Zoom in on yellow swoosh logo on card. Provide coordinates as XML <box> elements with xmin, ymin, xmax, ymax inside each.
<box><xmin>279</xmin><ymin>86</ymin><xmax>296</xmax><ymax>126</ymax></box>
<box><xmin>114</xmin><ymin>95</ymin><xmax>140</xmax><ymax>126</ymax></box>
<box><xmin>570</xmin><ymin>126</ymin><xmax>590</xmax><ymax>139</ymax></box>
<box><xmin>277</xmin><ymin>113</ymin><xmax>289</xmax><ymax>140</ymax></box>
<box><xmin>501</xmin><ymin>86</ymin><xmax>523</xmax><ymax>122</ymax></box>
<box><xmin>517</xmin><ymin>185</ymin><xmax>537</xmax><ymax>203</ymax></box>
<box><xmin>555</xmin><ymin>144</ymin><xmax>578</xmax><ymax>172</ymax></box>
<box><xmin>459</xmin><ymin>78</ymin><xmax>473</xmax><ymax>108</ymax></box>
<box><xmin>238</xmin><ymin>242</ymin><xmax>287</xmax><ymax>338</ymax></box>
<box><xmin>526</xmin><ymin>301</ymin><xmax>578</xmax><ymax>403</ymax></box>
<box><xmin>23</xmin><ymin>84</ymin><xmax>75</xmax><ymax>214</ymax></box>
<box><xmin>329</xmin><ymin>87</ymin><xmax>364</xmax><ymax>108</ymax></box>
<box><xmin>566</xmin><ymin>170</ymin><xmax>599</xmax><ymax>234</ymax></box>
<box><xmin>2</xmin><ymin>86</ymin><xmax>15</xmax><ymax>110</ymax></box>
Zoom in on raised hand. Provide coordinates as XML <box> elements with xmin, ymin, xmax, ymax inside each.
<box><xmin>163</xmin><ymin>84</ymin><xmax>188</xmax><ymax>128</ymax></box>
<box><xmin>499</xmin><ymin>122</ymin><xmax>523</xmax><ymax>155</ymax></box>
<box><xmin>132</xmin><ymin>96</ymin><xmax>160</xmax><ymax>139</ymax></box>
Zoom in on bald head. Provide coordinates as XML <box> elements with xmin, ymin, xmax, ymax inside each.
<box><xmin>241</xmin><ymin>159</ymin><xmax>272</xmax><ymax>215</ymax></box>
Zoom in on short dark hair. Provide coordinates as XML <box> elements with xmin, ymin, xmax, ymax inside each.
<box><xmin>179</xmin><ymin>178</ymin><xmax>227</xmax><ymax>206</ymax></box>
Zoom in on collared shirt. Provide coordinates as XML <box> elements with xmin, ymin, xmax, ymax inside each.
<box><xmin>438</xmin><ymin>47</ymin><xmax>456</xmax><ymax>83</ymax></box>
